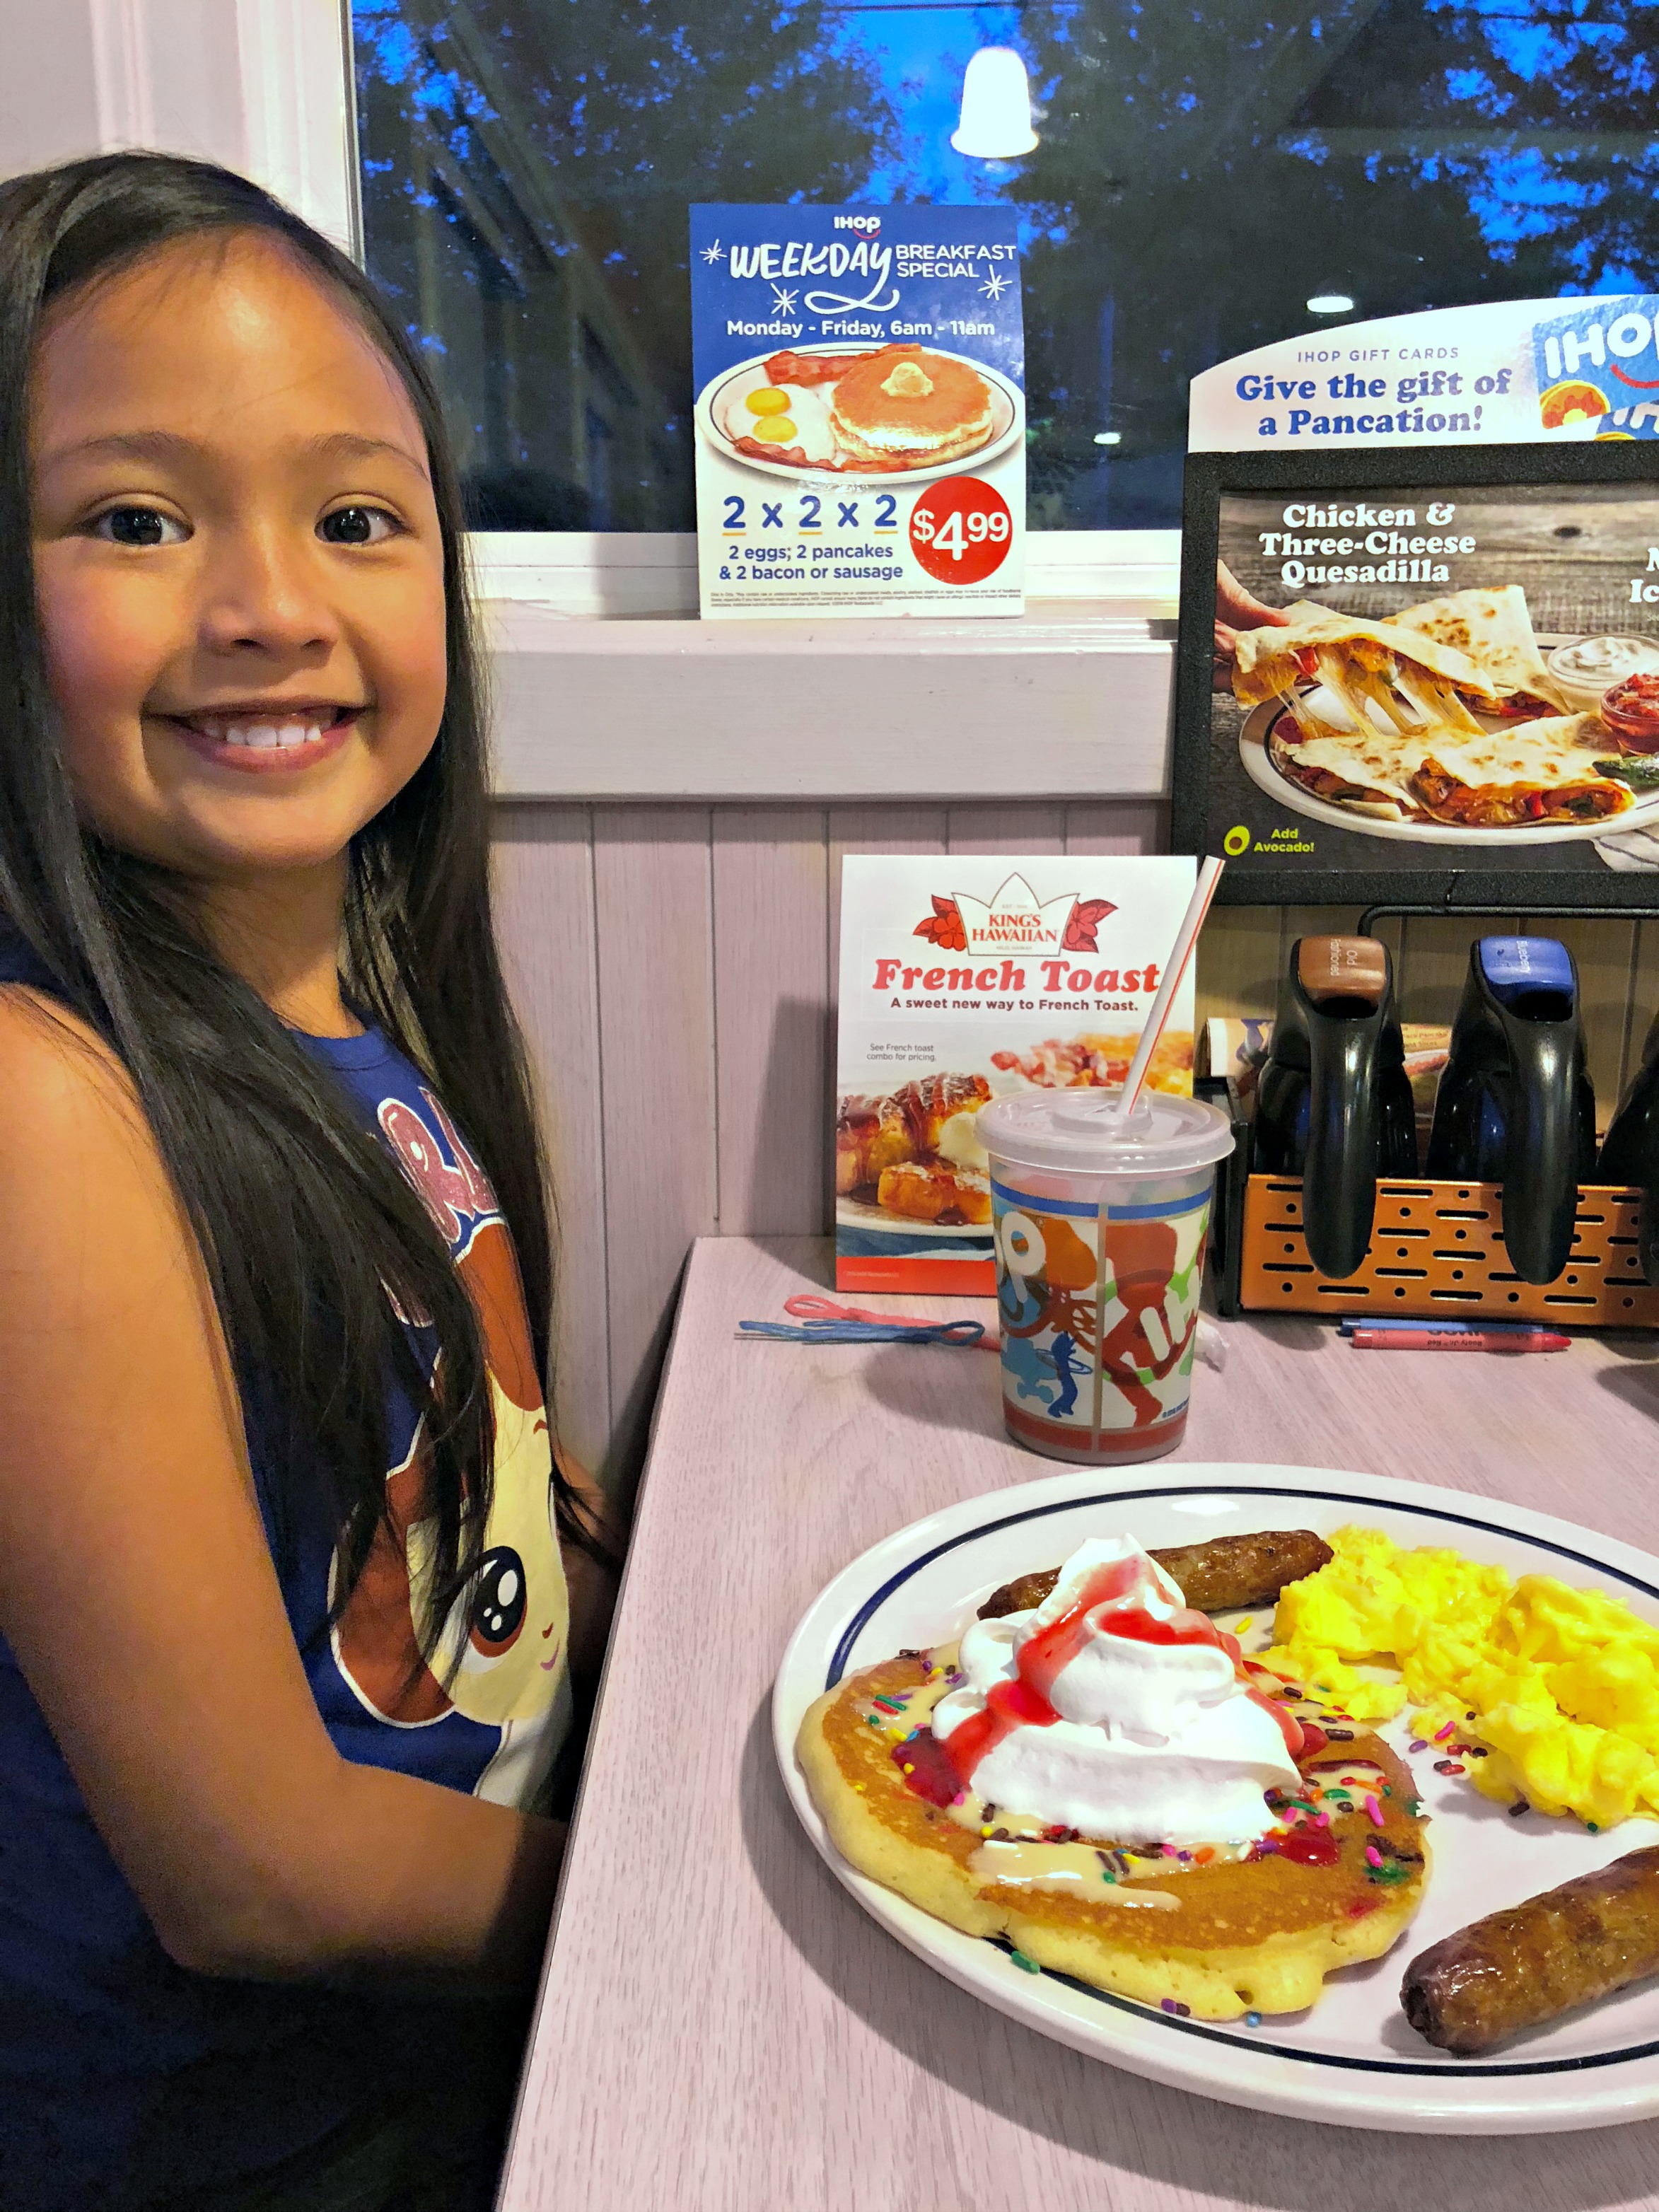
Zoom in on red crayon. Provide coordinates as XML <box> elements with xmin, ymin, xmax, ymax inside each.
<box><xmin>1349</xmin><ymin>1329</ymin><xmax>1570</xmax><ymax>1354</ymax></box>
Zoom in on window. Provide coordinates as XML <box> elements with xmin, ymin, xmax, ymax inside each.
<box><xmin>353</xmin><ymin>0</ymin><xmax>1659</xmax><ymax>534</ymax></box>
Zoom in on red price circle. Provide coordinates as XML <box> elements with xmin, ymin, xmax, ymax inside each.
<box><xmin>908</xmin><ymin>476</ymin><xmax>1013</xmax><ymax>584</ymax></box>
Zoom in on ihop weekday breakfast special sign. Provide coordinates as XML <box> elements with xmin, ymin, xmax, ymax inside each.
<box><xmin>689</xmin><ymin>204</ymin><xmax>1024</xmax><ymax>619</ymax></box>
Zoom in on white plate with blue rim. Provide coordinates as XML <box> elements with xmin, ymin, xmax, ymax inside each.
<box><xmin>772</xmin><ymin>1462</ymin><xmax>1659</xmax><ymax>2133</ymax></box>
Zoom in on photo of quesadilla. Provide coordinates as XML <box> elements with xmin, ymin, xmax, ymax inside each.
<box><xmin>1205</xmin><ymin>477</ymin><xmax>1659</xmax><ymax>864</ymax></box>
<box><xmin>1233</xmin><ymin>601</ymin><xmax>1501</xmax><ymax>747</ymax></box>
<box><xmin>1233</xmin><ymin>581</ymin><xmax>1651</xmax><ymax>838</ymax></box>
<box><xmin>1392</xmin><ymin>585</ymin><xmax>1569</xmax><ymax>718</ymax></box>
<box><xmin>1265</xmin><ymin>709</ymin><xmax>1631</xmax><ymax>830</ymax></box>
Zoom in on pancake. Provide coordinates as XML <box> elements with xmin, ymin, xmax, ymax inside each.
<box><xmin>798</xmin><ymin>1644</ymin><xmax>1430</xmax><ymax>2019</ymax></box>
<box><xmin>829</xmin><ymin>344</ymin><xmax>994</xmax><ymax>467</ymax></box>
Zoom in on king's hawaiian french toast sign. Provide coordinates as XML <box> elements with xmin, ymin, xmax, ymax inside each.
<box><xmin>836</xmin><ymin>856</ymin><xmax>1197</xmax><ymax>1293</ymax></box>
<box><xmin>689</xmin><ymin>204</ymin><xmax>1024</xmax><ymax>619</ymax></box>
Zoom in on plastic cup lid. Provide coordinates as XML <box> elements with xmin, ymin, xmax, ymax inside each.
<box><xmin>977</xmin><ymin>1089</ymin><xmax>1235</xmax><ymax>1178</ymax></box>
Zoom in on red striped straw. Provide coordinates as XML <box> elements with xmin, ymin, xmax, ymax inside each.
<box><xmin>1115</xmin><ymin>854</ymin><xmax>1227</xmax><ymax>1120</ymax></box>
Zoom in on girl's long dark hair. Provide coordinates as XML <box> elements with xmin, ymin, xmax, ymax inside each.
<box><xmin>0</xmin><ymin>151</ymin><xmax>594</xmax><ymax>1637</ymax></box>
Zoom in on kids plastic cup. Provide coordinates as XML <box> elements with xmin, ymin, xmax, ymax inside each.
<box><xmin>977</xmin><ymin>1090</ymin><xmax>1235</xmax><ymax>1465</ymax></box>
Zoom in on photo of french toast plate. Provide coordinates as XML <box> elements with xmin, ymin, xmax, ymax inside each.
<box><xmin>772</xmin><ymin>1462</ymin><xmax>1659</xmax><ymax>2134</ymax></box>
<box><xmin>694</xmin><ymin>342</ymin><xmax>1023</xmax><ymax>487</ymax></box>
<box><xmin>834</xmin><ymin>1194</ymin><xmax>991</xmax><ymax>1242</ymax></box>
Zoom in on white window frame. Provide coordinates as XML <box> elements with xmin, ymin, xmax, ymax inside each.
<box><xmin>0</xmin><ymin>0</ymin><xmax>1181</xmax><ymax>800</ymax></box>
<box><xmin>0</xmin><ymin>1</ymin><xmax>361</xmax><ymax>257</ymax></box>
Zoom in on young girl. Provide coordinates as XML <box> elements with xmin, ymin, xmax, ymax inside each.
<box><xmin>0</xmin><ymin>152</ymin><xmax>615</xmax><ymax>2209</ymax></box>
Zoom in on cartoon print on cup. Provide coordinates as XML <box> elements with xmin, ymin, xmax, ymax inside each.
<box><xmin>991</xmin><ymin>1196</ymin><xmax>1210</xmax><ymax>1440</ymax></box>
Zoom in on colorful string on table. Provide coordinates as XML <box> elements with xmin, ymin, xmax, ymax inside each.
<box><xmin>738</xmin><ymin>1315</ymin><xmax>988</xmax><ymax>1348</ymax></box>
<box><xmin>737</xmin><ymin>1293</ymin><xmax>995</xmax><ymax>1350</ymax></box>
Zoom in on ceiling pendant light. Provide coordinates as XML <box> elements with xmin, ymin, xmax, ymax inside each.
<box><xmin>951</xmin><ymin>47</ymin><xmax>1039</xmax><ymax>160</ymax></box>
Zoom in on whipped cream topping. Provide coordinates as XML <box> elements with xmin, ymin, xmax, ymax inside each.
<box><xmin>936</xmin><ymin>1105</ymin><xmax>989</xmax><ymax>1174</ymax></box>
<box><xmin>930</xmin><ymin>1536</ymin><xmax>1302</xmax><ymax>1845</ymax></box>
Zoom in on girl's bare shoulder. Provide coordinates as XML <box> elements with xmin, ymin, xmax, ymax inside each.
<box><xmin>0</xmin><ymin>981</ymin><xmax>148</xmax><ymax>1127</ymax></box>
<box><xmin>0</xmin><ymin>983</ymin><xmax>190</xmax><ymax>1264</ymax></box>
<box><xmin>0</xmin><ymin>979</ymin><xmax>133</xmax><ymax>1085</ymax></box>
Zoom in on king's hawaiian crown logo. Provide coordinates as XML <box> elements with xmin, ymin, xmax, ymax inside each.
<box><xmin>913</xmin><ymin>873</ymin><xmax>1115</xmax><ymax>955</ymax></box>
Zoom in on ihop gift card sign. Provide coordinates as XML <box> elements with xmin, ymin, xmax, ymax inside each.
<box><xmin>1190</xmin><ymin>294</ymin><xmax>1659</xmax><ymax>452</ymax></box>
<box><xmin>689</xmin><ymin>204</ymin><xmax>1024</xmax><ymax>619</ymax></box>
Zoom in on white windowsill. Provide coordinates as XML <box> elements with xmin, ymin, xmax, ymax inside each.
<box><xmin>476</xmin><ymin>530</ymin><xmax>1184</xmax><ymax>803</ymax></box>
<box><xmin>469</xmin><ymin>528</ymin><xmax>1182</xmax><ymax>619</ymax></box>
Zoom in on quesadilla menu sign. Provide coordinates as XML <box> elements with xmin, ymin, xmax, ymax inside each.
<box><xmin>688</xmin><ymin>204</ymin><xmax>1025</xmax><ymax>620</ymax></box>
<box><xmin>1174</xmin><ymin>301</ymin><xmax>1659</xmax><ymax>904</ymax></box>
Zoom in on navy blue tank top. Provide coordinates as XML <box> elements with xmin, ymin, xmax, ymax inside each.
<box><xmin>0</xmin><ymin>956</ymin><xmax>570</xmax><ymax>2207</ymax></box>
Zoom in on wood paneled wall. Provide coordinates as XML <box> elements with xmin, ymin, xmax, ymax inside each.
<box><xmin>496</xmin><ymin>800</ymin><xmax>1659</xmax><ymax>1497</ymax></box>
<box><xmin>491</xmin><ymin>798</ymin><xmax>1165</xmax><ymax>1496</ymax></box>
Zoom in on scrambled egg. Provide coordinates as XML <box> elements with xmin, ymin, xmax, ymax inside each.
<box><xmin>1265</xmin><ymin>1526</ymin><xmax>1659</xmax><ymax>1827</ymax></box>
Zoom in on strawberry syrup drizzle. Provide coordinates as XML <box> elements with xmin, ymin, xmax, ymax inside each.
<box><xmin>1016</xmin><ymin>1557</ymin><xmax>1141</xmax><ymax>1704</ymax></box>
<box><xmin>1255</xmin><ymin>1826</ymin><xmax>1341</xmax><ymax>1868</ymax></box>
<box><xmin>939</xmin><ymin>1562</ymin><xmax>1308</xmax><ymax>1792</ymax></box>
<box><xmin>931</xmin><ymin>1677</ymin><xmax>1054</xmax><ymax>1783</ymax></box>
<box><xmin>888</xmin><ymin>1727</ymin><xmax>960</xmax><ymax>1808</ymax></box>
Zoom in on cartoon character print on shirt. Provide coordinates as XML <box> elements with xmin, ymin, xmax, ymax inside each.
<box><xmin>330</xmin><ymin>1090</ymin><xmax>571</xmax><ymax>1808</ymax></box>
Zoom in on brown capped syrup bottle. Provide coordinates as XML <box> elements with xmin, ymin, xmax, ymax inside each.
<box><xmin>1254</xmin><ymin>936</ymin><xmax>1417</xmax><ymax>1279</ymax></box>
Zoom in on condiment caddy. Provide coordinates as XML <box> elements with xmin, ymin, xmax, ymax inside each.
<box><xmin>1206</xmin><ymin>930</ymin><xmax>1659</xmax><ymax>1327</ymax></box>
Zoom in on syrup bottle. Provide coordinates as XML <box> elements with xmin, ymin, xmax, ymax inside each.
<box><xmin>1426</xmin><ymin>936</ymin><xmax>1594</xmax><ymax>1286</ymax></box>
<box><xmin>1254</xmin><ymin>936</ymin><xmax>1417</xmax><ymax>1280</ymax></box>
<box><xmin>1597</xmin><ymin>1006</ymin><xmax>1659</xmax><ymax>1283</ymax></box>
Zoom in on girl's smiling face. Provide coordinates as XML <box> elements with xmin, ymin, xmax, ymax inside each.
<box><xmin>28</xmin><ymin>230</ymin><xmax>448</xmax><ymax>884</ymax></box>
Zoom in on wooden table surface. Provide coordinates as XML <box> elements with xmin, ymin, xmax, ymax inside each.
<box><xmin>499</xmin><ymin>1236</ymin><xmax>1659</xmax><ymax>2211</ymax></box>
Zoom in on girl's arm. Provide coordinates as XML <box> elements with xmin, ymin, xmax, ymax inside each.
<box><xmin>0</xmin><ymin>990</ymin><xmax>561</xmax><ymax>1989</ymax></box>
<box><xmin>556</xmin><ymin>1450</ymin><xmax>624</xmax><ymax>1693</ymax></box>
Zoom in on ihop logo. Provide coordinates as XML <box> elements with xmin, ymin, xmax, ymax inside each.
<box><xmin>1532</xmin><ymin>296</ymin><xmax>1659</xmax><ymax>438</ymax></box>
<box><xmin>834</xmin><ymin>214</ymin><xmax>881</xmax><ymax>236</ymax></box>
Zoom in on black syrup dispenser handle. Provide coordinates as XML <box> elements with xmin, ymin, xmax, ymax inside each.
<box><xmin>1253</xmin><ymin>936</ymin><xmax>1417</xmax><ymax>1280</ymax></box>
<box><xmin>1597</xmin><ymin>1006</ymin><xmax>1659</xmax><ymax>1283</ymax></box>
<box><xmin>1426</xmin><ymin>936</ymin><xmax>1595</xmax><ymax>1286</ymax></box>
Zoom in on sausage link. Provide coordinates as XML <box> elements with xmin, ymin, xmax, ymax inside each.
<box><xmin>1401</xmin><ymin>1846</ymin><xmax>1659</xmax><ymax>2055</ymax></box>
<box><xmin>1151</xmin><ymin>1530</ymin><xmax>1334</xmax><ymax>1613</ymax></box>
<box><xmin>977</xmin><ymin>1530</ymin><xmax>1334</xmax><ymax>1620</ymax></box>
<box><xmin>977</xmin><ymin>1568</ymin><xmax>1059</xmax><ymax>1619</ymax></box>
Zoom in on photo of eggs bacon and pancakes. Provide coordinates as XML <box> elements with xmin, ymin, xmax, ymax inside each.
<box><xmin>697</xmin><ymin>341</ymin><xmax>1022</xmax><ymax>482</ymax></box>
<box><xmin>780</xmin><ymin>1477</ymin><xmax>1659</xmax><ymax>2126</ymax></box>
